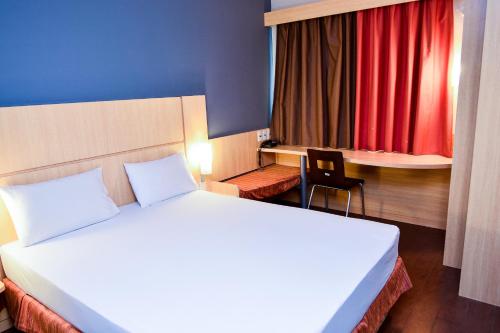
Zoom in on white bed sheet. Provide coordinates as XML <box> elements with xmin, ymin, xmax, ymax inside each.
<box><xmin>1</xmin><ymin>191</ymin><xmax>399</xmax><ymax>333</ymax></box>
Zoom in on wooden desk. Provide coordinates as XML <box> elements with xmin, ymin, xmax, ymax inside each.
<box><xmin>260</xmin><ymin>145</ymin><xmax>452</xmax><ymax>208</ymax></box>
<box><xmin>260</xmin><ymin>146</ymin><xmax>452</xmax><ymax>169</ymax></box>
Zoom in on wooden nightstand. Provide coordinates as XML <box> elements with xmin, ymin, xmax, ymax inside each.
<box><xmin>204</xmin><ymin>181</ymin><xmax>240</xmax><ymax>197</ymax></box>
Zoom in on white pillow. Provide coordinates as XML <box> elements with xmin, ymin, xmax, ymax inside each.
<box><xmin>124</xmin><ymin>153</ymin><xmax>197</xmax><ymax>208</ymax></box>
<box><xmin>0</xmin><ymin>168</ymin><xmax>119</xmax><ymax>247</ymax></box>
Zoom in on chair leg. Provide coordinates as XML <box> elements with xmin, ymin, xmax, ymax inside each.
<box><xmin>308</xmin><ymin>185</ymin><xmax>317</xmax><ymax>209</ymax></box>
<box><xmin>346</xmin><ymin>190</ymin><xmax>351</xmax><ymax>218</ymax></box>
<box><xmin>324</xmin><ymin>187</ymin><xmax>329</xmax><ymax>210</ymax></box>
<box><xmin>360</xmin><ymin>183</ymin><xmax>366</xmax><ymax>218</ymax></box>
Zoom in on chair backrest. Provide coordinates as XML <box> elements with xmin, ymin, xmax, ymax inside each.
<box><xmin>307</xmin><ymin>149</ymin><xmax>346</xmax><ymax>187</ymax></box>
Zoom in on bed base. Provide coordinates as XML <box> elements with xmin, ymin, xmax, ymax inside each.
<box><xmin>1</xmin><ymin>257</ymin><xmax>411</xmax><ymax>333</ymax></box>
<box><xmin>352</xmin><ymin>257</ymin><xmax>412</xmax><ymax>332</ymax></box>
<box><xmin>2</xmin><ymin>279</ymin><xmax>80</xmax><ymax>333</ymax></box>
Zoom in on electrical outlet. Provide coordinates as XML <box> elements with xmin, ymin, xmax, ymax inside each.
<box><xmin>257</xmin><ymin>130</ymin><xmax>264</xmax><ymax>142</ymax></box>
<box><xmin>257</xmin><ymin>129</ymin><xmax>271</xmax><ymax>142</ymax></box>
<box><xmin>264</xmin><ymin>129</ymin><xmax>270</xmax><ymax>140</ymax></box>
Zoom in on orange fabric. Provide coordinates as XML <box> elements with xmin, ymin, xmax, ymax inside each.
<box><xmin>3</xmin><ymin>279</ymin><xmax>23</xmax><ymax>326</ymax></box>
<box><xmin>352</xmin><ymin>257</ymin><xmax>412</xmax><ymax>333</ymax></box>
<box><xmin>225</xmin><ymin>164</ymin><xmax>301</xmax><ymax>200</ymax></box>
<box><xmin>3</xmin><ymin>278</ymin><xmax>80</xmax><ymax>333</ymax></box>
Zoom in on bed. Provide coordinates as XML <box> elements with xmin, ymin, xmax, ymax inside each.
<box><xmin>1</xmin><ymin>190</ymin><xmax>409</xmax><ymax>333</ymax></box>
<box><xmin>0</xmin><ymin>97</ymin><xmax>411</xmax><ymax>333</ymax></box>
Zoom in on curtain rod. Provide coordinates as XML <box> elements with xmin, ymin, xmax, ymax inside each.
<box><xmin>264</xmin><ymin>0</ymin><xmax>420</xmax><ymax>26</ymax></box>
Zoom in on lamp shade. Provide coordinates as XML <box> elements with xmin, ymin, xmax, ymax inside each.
<box><xmin>189</xmin><ymin>142</ymin><xmax>213</xmax><ymax>176</ymax></box>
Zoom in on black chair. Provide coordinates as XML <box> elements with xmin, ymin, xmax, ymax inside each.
<box><xmin>307</xmin><ymin>149</ymin><xmax>366</xmax><ymax>218</ymax></box>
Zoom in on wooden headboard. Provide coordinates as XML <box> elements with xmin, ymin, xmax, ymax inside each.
<box><xmin>0</xmin><ymin>95</ymin><xmax>208</xmax><ymax>245</ymax></box>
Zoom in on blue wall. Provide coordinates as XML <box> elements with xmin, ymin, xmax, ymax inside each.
<box><xmin>0</xmin><ymin>0</ymin><xmax>270</xmax><ymax>138</ymax></box>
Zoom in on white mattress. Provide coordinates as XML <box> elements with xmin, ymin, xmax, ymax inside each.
<box><xmin>1</xmin><ymin>191</ymin><xmax>399</xmax><ymax>333</ymax></box>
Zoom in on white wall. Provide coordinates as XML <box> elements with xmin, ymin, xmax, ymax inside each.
<box><xmin>271</xmin><ymin>0</ymin><xmax>317</xmax><ymax>10</ymax></box>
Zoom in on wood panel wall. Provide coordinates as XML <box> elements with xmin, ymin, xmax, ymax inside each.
<box><xmin>459</xmin><ymin>0</ymin><xmax>500</xmax><ymax>306</ymax></box>
<box><xmin>276</xmin><ymin>154</ymin><xmax>451</xmax><ymax>230</ymax></box>
<box><xmin>210</xmin><ymin>130</ymin><xmax>274</xmax><ymax>182</ymax></box>
<box><xmin>0</xmin><ymin>98</ymin><xmax>184</xmax><ymax>176</ymax></box>
<box><xmin>444</xmin><ymin>0</ymin><xmax>487</xmax><ymax>269</ymax></box>
<box><xmin>181</xmin><ymin>96</ymin><xmax>209</xmax><ymax>182</ymax></box>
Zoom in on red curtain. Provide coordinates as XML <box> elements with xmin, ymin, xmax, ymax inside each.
<box><xmin>354</xmin><ymin>0</ymin><xmax>454</xmax><ymax>157</ymax></box>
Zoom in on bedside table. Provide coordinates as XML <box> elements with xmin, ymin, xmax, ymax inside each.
<box><xmin>204</xmin><ymin>181</ymin><xmax>240</xmax><ymax>197</ymax></box>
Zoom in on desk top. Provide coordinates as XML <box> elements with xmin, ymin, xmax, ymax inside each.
<box><xmin>260</xmin><ymin>145</ymin><xmax>452</xmax><ymax>170</ymax></box>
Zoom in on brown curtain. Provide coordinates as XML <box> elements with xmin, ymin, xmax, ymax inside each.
<box><xmin>271</xmin><ymin>13</ymin><xmax>357</xmax><ymax>148</ymax></box>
